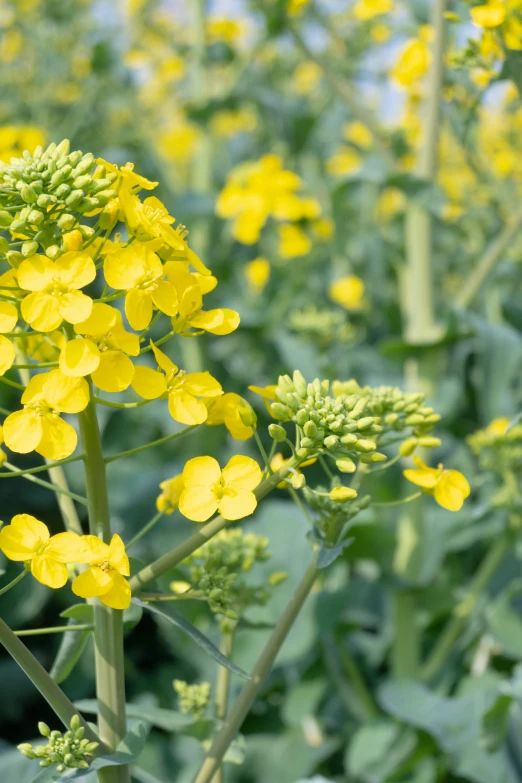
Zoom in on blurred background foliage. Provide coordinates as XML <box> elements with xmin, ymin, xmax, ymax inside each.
<box><xmin>2</xmin><ymin>0</ymin><xmax>522</xmax><ymax>781</ymax></box>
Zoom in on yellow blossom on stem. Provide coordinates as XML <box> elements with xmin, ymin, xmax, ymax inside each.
<box><xmin>103</xmin><ymin>242</ymin><xmax>179</xmax><ymax>330</ymax></box>
<box><xmin>165</xmin><ymin>261</ymin><xmax>240</xmax><ymax>336</ymax></box>
<box><xmin>471</xmin><ymin>1</ymin><xmax>506</xmax><ymax>28</ymax></box>
<box><xmin>403</xmin><ymin>457</ymin><xmax>470</xmax><ymax>511</ymax></box>
<box><xmin>18</xmin><ymin>252</ymin><xmax>96</xmax><ymax>332</ymax></box>
<box><xmin>132</xmin><ymin>341</ymin><xmax>223</xmax><ymax>425</ymax></box>
<box><xmin>278</xmin><ymin>224</ymin><xmax>311</xmax><ymax>259</ymax></box>
<box><xmin>3</xmin><ymin>370</ymin><xmax>89</xmax><ymax>459</ymax></box>
<box><xmin>353</xmin><ymin>0</ymin><xmax>393</xmax><ymax>20</ymax></box>
<box><xmin>179</xmin><ymin>455</ymin><xmax>262</xmax><ymax>522</ymax></box>
<box><xmin>326</xmin><ymin>147</ymin><xmax>363</xmax><ymax>177</ymax></box>
<box><xmin>156</xmin><ymin>475</ymin><xmax>185</xmax><ymax>514</ymax></box>
<box><xmin>328</xmin><ymin>276</ymin><xmax>365</xmax><ymax>310</ymax></box>
<box><xmin>72</xmin><ymin>533</ymin><xmax>131</xmax><ymax>610</ymax></box>
<box><xmin>97</xmin><ymin>158</ymin><xmax>158</xmax><ymax>194</ymax></box>
<box><xmin>245</xmin><ymin>258</ymin><xmax>270</xmax><ymax>293</ymax></box>
<box><xmin>392</xmin><ymin>38</ymin><xmax>432</xmax><ymax>89</ymax></box>
<box><xmin>59</xmin><ymin>303</ymin><xmax>139</xmax><ymax>392</ymax></box>
<box><xmin>0</xmin><ymin>514</ymin><xmax>88</xmax><ymax>588</ymax></box>
<box><xmin>205</xmin><ymin>392</ymin><xmax>255</xmax><ymax>440</ymax></box>
<box><xmin>485</xmin><ymin>417</ymin><xmax>510</xmax><ymax>436</ymax></box>
<box><xmin>249</xmin><ymin>383</ymin><xmax>278</xmax><ymax>415</ymax></box>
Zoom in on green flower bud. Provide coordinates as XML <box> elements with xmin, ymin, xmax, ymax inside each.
<box><xmin>17</xmin><ymin>744</ymin><xmax>36</xmax><ymax>759</ymax></box>
<box><xmin>405</xmin><ymin>413</ymin><xmax>425</xmax><ymax>426</ymax></box>
<box><xmin>78</xmin><ymin>761</ymin><xmax>90</xmax><ymax>769</ymax></box>
<box><xmin>70</xmin><ymin>715</ymin><xmax>81</xmax><ymax>731</ymax></box>
<box><xmin>336</xmin><ymin>457</ymin><xmax>356</xmax><ymax>473</ymax></box>
<box><xmin>238</xmin><ymin>399</ymin><xmax>257</xmax><ymax>427</ymax></box>
<box><xmin>57</xmin><ymin>213</ymin><xmax>76</xmax><ymax>231</ymax></box>
<box><xmin>38</xmin><ymin>722</ymin><xmax>51</xmax><ymax>737</ymax></box>
<box><xmin>78</xmin><ymin>225</ymin><xmax>95</xmax><ymax>239</ymax></box>
<box><xmin>300</xmin><ymin>437</ymin><xmax>315</xmax><ymax>449</ymax></box>
<box><xmin>46</xmin><ymin>244</ymin><xmax>62</xmax><ymax>260</ymax></box>
<box><xmin>0</xmin><ymin>210</ymin><xmax>12</xmax><ymax>227</ymax></box>
<box><xmin>324</xmin><ymin>434</ymin><xmax>339</xmax><ymax>449</ymax></box>
<box><xmin>340</xmin><ymin>433</ymin><xmax>358</xmax><ymax>445</ymax></box>
<box><xmin>399</xmin><ymin>437</ymin><xmax>417</xmax><ymax>457</ymax></box>
<box><xmin>28</xmin><ymin>209</ymin><xmax>44</xmax><ymax>225</ymax></box>
<box><xmin>36</xmin><ymin>193</ymin><xmax>56</xmax><ymax>208</ymax></box>
<box><xmin>268</xmin><ymin>423</ymin><xmax>287</xmax><ymax>442</ymax></box>
<box><xmin>78</xmin><ymin>196</ymin><xmax>100</xmax><ymax>211</ymax></box>
<box><xmin>54</xmin><ymin>183</ymin><xmax>71</xmax><ymax>198</ymax></box>
<box><xmin>293</xmin><ymin>370</ymin><xmax>307</xmax><ymax>397</ymax></box>
<box><xmin>55</xmin><ymin>139</ymin><xmax>71</xmax><ymax>158</ymax></box>
<box><xmin>74</xmin><ymin>726</ymin><xmax>85</xmax><ymax>740</ymax></box>
<box><xmin>303</xmin><ymin>420</ymin><xmax>317</xmax><ymax>439</ymax></box>
<box><xmin>269</xmin><ymin>571</ymin><xmax>288</xmax><ymax>585</ymax></box>
<box><xmin>0</xmin><ymin>237</ymin><xmax>9</xmax><ymax>253</ymax></box>
<box><xmin>72</xmin><ymin>154</ymin><xmax>95</xmax><ymax>177</ymax></box>
<box><xmin>296</xmin><ymin>447</ymin><xmax>311</xmax><ymax>459</ymax></box>
<box><xmin>417</xmin><ymin>436</ymin><xmax>441</xmax><ymax>448</ymax></box>
<box><xmin>289</xmin><ymin>472</ymin><xmax>306</xmax><ymax>489</ymax></box>
<box><xmin>50</xmin><ymin>170</ymin><xmax>65</xmax><ymax>187</ymax></box>
<box><xmin>64</xmin><ymin>753</ymin><xmax>75</xmax><ymax>767</ymax></box>
<box><xmin>353</xmin><ymin>439</ymin><xmax>376</xmax><ymax>453</ymax></box>
<box><xmin>22</xmin><ymin>240</ymin><xmax>39</xmax><ymax>257</ymax></box>
<box><xmin>66</xmin><ymin>189</ymin><xmax>84</xmax><ymax>208</ymax></box>
<box><xmin>20</xmin><ymin>184</ymin><xmax>37</xmax><ymax>203</ymax></box>
<box><xmin>356</xmin><ymin>416</ymin><xmax>376</xmax><ymax>430</ymax></box>
<box><xmin>271</xmin><ymin>402</ymin><xmax>291</xmax><ymax>421</ymax></box>
<box><xmin>85</xmin><ymin>742</ymin><xmax>99</xmax><ymax>753</ymax></box>
<box><xmin>295</xmin><ymin>409</ymin><xmax>308</xmax><ymax>427</ymax></box>
<box><xmin>72</xmin><ymin>175</ymin><xmax>91</xmax><ymax>189</ymax></box>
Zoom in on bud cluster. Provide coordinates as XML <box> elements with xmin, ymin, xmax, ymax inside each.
<box><xmin>304</xmin><ymin>481</ymin><xmax>371</xmax><ymax>546</ymax></box>
<box><xmin>173</xmin><ymin>680</ymin><xmax>211</xmax><ymax>721</ymax></box>
<box><xmin>468</xmin><ymin>421</ymin><xmax>522</xmax><ymax>475</ymax></box>
<box><xmin>17</xmin><ymin>715</ymin><xmax>98</xmax><ymax>772</ymax></box>
<box><xmin>0</xmin><ymin>139</ymin><xmax>117</xmax><ymax>263</ymax></box>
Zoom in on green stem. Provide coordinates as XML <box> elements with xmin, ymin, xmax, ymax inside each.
<box><xmin>0</xmin><ymin>376</ymin><xmax>25</xmax><ymax>390</ymax></box>
<box><xmin>338</xmin><ymin>642</ymin><xmax>379</xmax><ymax>720</ymax></box>
<box><xmin>420</xmin><ymin>533</ymin><xmax>510</xmax><ymax>681</ymax></box>
<box><xmin>0</xmin><ymin>453</ymin><xmax>85</xmax><ymax>478</ymax></box>
<box><xmin>104</xmin><ymin>426</ymin><xmax>196</xmax><ymax>464</ymax></box>
<box><xmin>45</xmin><ymin>463</ymin><xmax>85</xmax><ymax>534</ymax></box>
<box><xmin>212</xmin><ymin>631</ymin><xmax>234</xmax><ymax>783</ymax></box>
<box><xmin>127</xmin><ymin>511</ymin><xmax>164</xmax><ymax>550</ymax></box>
<box><xmin>79</xmin><ymin>397</ymin><xmax>130</xmax><ymax>783</ymax></box>
<box><xmin>0</xmin><ymin>617</ymin><xmax>99</xmax><ymax>742</ymax></box>
<box><xmin>373</xmin><ymin>491</ymin><xmax>422</xmax><ymax>507</ymax></box>
<box><xmin>0</xmin><ymin>568</ymin><xmax>27</xmax><ymax>596</ymax></box>
<box><xmin>3</xmin><ymin>462</ymin><xmax>88</xmax><ymax>505</ymax></box>
<box><xmin>392</xmin><ymin>590</ymin><xmax>420</xmax><ymax>678</ymax></box>
<box><xmin>93</xmin><ymin>396</ymin><xmax>152</xmax><ymax>410</ymax></box>
<box><xmin>192</xmin><ymin>558</ymin><xmax>318</xmax><ymax>783</ymax></box>
<box><xmin>456</xmin><ymin>204</ymin><xmax>522</xmax><ymax>309</ymax></box>
<box><xmin>15</xmin><ymin>624</ymin><xmax>94</xmax><ymax>636</ymax></box>
<box><xmin>11</xmin><ymin>362</ymin><xmax>57</xmax><ymax>369</ymax></box>
<box><xmin>129</xmin><ymin>459</ymin><xmax>300</xmax><ymax>593</ymax></box>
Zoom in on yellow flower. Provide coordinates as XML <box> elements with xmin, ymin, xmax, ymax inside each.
<box><xmin>392</xmin><ymin>39</ymin><xmax>431</xmax><ymax>88</ymax></box>
<box><xmin>471</xmin><ymin>1</ymin><xmax>506</xmax><ymax>27</ymax></box>
<box><xmin>292</xmin><ymin>62</ymin><xmax>323</xmax><ymax>95</ymax></box>
<box><xmin>156</xmin><ymin>475</ymin><xmax>184</xmax><ymax>514</ymax></box>
<box><xmin>288</xmin><ymin>0</ymin><xmax>310</xmax><ymax>16</ymax></box>
<box><xmin>132</xmin><ymin>342</ymin><xmax>223</xmax><ymax>425</ymax></box>
<box><xmin>403</xmin><ymin>457</ymin><xmax>470</xmax><ymax>511</ymax></box>
<box><xmin>353</xmin><ymin>0</ymin><xmax>393</xmax><ymax>20</ymax></box>
<box><xmin>248</xmin><ymin>383</ymin><xmax>278</xmax><ymax>415</ymax></box>
<box><xmin>179</xmin><ymin>455</ymin><xmax>262</xmax><ymax>522</ymax></box>
<box><xmin>343</xmin><ymin>121</ymin><xmax>373</xmax><ymax>148</ymax></box>
<box><xmin>97</xmin><ymin>158</ymin><xmax>158</xmax><ymax>194</ymax></box>
<box><xmin>165</xmin><ymin>261</ymin><xmax>240</xmax><ymax>336</ymax></box>
<box><xmin>278</xmin><ymin>224</ymin><xmax>311</xmax><ymax>259</ymax></box>
<box><xmin>485</xmin><ymin>417</ymin><xmax>510</xmax><ymax>436</ymax></box>
<box><xmin>376</xmin><ymin>187</ymin><xmax>407</xmax><ymax>221</ymax></box>
<box><xmin>245</xmin><ymin>258</ymin><xmax>270</xmax><ymax>293</ymax></box>
<box><xmin>270</xmin><ymin>452</ymin><xmax>316</xmax><ymax>488</ymax></box>
<box><xmin>59</xmin><ymin>303</ymin><xmax>139</xmax><ymax>392</ymax></box>
<box><xmin>72</xmin><ymin>534</ymin><xmax>131</xmax><ymax>610</ymax></box>
<box><xmin>0</xmin><ymin>514</ymin><xmax>88</xmax><ymax>588</ymax></box>
<box><xmin>327</xmin><ymin>147</ymin><xmax>362</xmax><ymax>176</ymax></box>
<box><xmin>328</xmin><ymin>276</ymin><xmax>365</xmax><ymax>310</ymax></box>
<box><xmin>18</xmin><ymin>252</ymin><xmax>96</xmax><ymax>332</ymax></box>
<box><xmin>505</xmin><ymin>15</ymin><xmax>522</xmax><ymax>49</ymax></box>
<box><xmin>3</xmin><ymin>370</ymin><xmax>89</xmax><ymax>460</ymax></box>
<box><xmin>23</xmin><ymin>330</ymin><xmax>65</xmax><ymax>362</ymax></box>
<box><xmin>103</xmin><ymin>243</ymin><xmax>179</xmax><ymax>330</ymax></box>
<box><xmin>205</xmin><ymin>393</ymin><xmax>255</xmax><ymax>440</ymax></box>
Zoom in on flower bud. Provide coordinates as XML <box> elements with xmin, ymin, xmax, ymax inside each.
<box><xmin>300</xmin><ymin>437</ymin><xmax>315</xmax><ymax>449</ymax></box>
<box><xmin>417</xmin><ymin>436</ymin><xmax>441</xmax><ymax>449</ymax></box>
<box><xmin>20</xmin><ymin>184</ymin><xmax>37</xmax><ymax>203</ymax></box>
<box><xmin>62</xmin><ymin>230</ymin><xmax>83</xmax><ymax>252</ymax></box>
<box><xmin>356</xmin><ymin>416</ymin><xmax>376</xmax><ymax>430</ymax></box>
<box><xmin>330</xmin><ymin>486</ymin><xmax>357</xmax><ymax>502</ymax></box>
<box><xmin>293</xmin><ymin>370</ymin><xmax>307</xmax><ymax>397</ymax></box>
<box><xmin>22</xmin><ymin>240</ymin><xmax>39</xmax><ymax>257</ymax></box>
<box><xmin>237</xmin><ymin>399</ymin><xmax>257</xmax><ymax>427</ymax></box>
<box><xmin>324</xmin><ymin>435</ymin><xmax>339</xmax><ymax>449</ymax></box>
<box><xmin>17</xmin><ymin>744</ymin><xmax>36</xmax><ymax>759</ymax></box>
<box><xmin>289</xmin><ymin>472</ymin><xmax>306</xmax><ymax>489</ymax></box>
<box><xmin>340</xmin><ymin>433</ymin><xmax>358</xmax><ymax>446</ymax></box>
<box><xmin>399</xmin><ymin>437</ymin><xmax>417</xmax><ymax>457</ymax></box>
<box><xmin>55</xmin><ymin>139</ymin><xmax>71</xmax><ymax>157</ymax></box>
<box><xmin>295</xmin><ymin>409</ymin><xmax>308</xmax><ymax>427</ymax></box>
<box><xmin>296</xmin><ymin>447</ymin><xmax>311</xmax><ymax>459</ymax></box>
<box><xmin>353</xmin><ymin>439</ymin><xmax>376</xmax><ymax>453</ymax></box>
<box><xmin>303</xmin><ymin>420</ymin><xmax>317</xmax><ymax>439</ymax></box>
<box><xmin>268</xmin><ymin>423</ymin><xmax>286</xmax><ymax>442</ymax></box>
<box><xmin>64</xmin><ymin>753</ymin><xmax>75</xmax><ymax>767</ymax></box>
<box><xmin>37</xmin><ymin>193</ymin><xmax>56</xmax><ymax>208</ymax></box>
<box><xmin>85</xmin><ymin>741</ymin><xmax>100</xmax><ymax>753</ymax></box>
<box><xmin>0</xmin><ymin>237</ymin><xmax>8</xmax><ymax>253</ymax></box>
<box><xmin>46</xmin><ymin>244</ymin><xmax>62</xmax><ymax>260</ymax></box>
<box><xmin>270</xmin><ymin>402</ymin><xmax>291</xmax><ymax>421</ymax></box>
<box><xmin>99</xmin><ymin>199</ymin><xmax>120</xmax><ymax>229</ymax></box>
<box><xmin>336</xmin><ymin>457</ymin><xmax>356</xmax><ymax>473</ymax></box>
<box><xmin>269</xmin><ymin>571</ymin><xmax>288</xmax><ymax>585</ymax></box>
<box><xmin>66</xmin><ymin>189</ymin><xmax>84</xmax><ymax>208</ymax></box>
<box><xmin>70</xmin><ymin>714</ymin><xmax>81</xmax><ymax>731</ymax></box>
<box><xmin>57</xmin><ymin>213</ymin><xmax>76</xmax><ymax>231</ymax></box>
<box><xmin>0</xmin><ymin>210</ymin><xmax>12</xmax><ymax>227</ymax></box>
<box><xmin>50</xmin><ymin>170</ymin><xmax>66</xmax><ymax>187</ymax></box>
<box><xmin>27</xmin><ymin>209</ymin><xmax>44</xmax><ymax>225</ymax></box>
<box><xmin>38</xmin><ymin>722</ymin><xmax>51</xmax><ymax>737</ymax></box>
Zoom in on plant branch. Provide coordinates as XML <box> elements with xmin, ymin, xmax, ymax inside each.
<box><xmin>104</xmin><ymin>426</ymin><xmax>196</xmax><ymax>464</ymax></box>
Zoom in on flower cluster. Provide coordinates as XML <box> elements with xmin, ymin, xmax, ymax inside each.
<box><xmin>173</xmin><ymin>680</ymin><xmax>211</xmax><ymax>721</ymax></box>
<box><xmin>304</xmin><ymin>481</ymin><xmax>372</xmax><ymax>548</ymax></box>
<box><xmin>18</xmin><ymin>715</ymin><xmax>98</xmax><ymax>772</ymax></box>
<box><xmin>467</xmin><ymin>417</ymin><xmax>522</xmax><ymax>475</ymax></box>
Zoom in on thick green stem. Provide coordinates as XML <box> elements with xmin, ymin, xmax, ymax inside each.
<box><xmin>0</xmin><ymin>617</ymin><xmax>99</xmax><ymax>742</ymax></box>
<box><xmin>129</xmin><ymin>459</ymin><xmax>299</xmax><ymax>593</ymax></box>
<box><xmin>192</xmin><ymin>558</ymin><xmax>318</xmax><ymax>783</ymax></box>
<box><xmin>392</xmin><ymin>590</ymin><xmax>420</xmax><ymax>678</ymax></box>
<box><xmin>79</xmin><ymin>398</ymin><xmax>130</xmax><ymax>783</ymax></box>
<box><xmin>212</xmin><ymin>631</ymin><xmax>234</xmax><ymax>783</ymax></box>
<box><xmin>420</xmin><ymin>534</ymin><xmax>510</xmax><ymax>681</ymax></box>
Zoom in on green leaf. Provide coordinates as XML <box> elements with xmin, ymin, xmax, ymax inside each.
<box><xmin>316</xmin><ymin>538</ymin><xmax>354</xmax><ymax>569</ymax></box>
<box><xmin>133</xmin><ymin>599</ymin><xmax>250</xmax><ymax>680</ymax></box>
<box><xmin>487</xmin><ymin>580</ymin><xmax>522</xmax><ymax>659</ymax></box>
<box><xmin>123</xmin><ymin>601</ymin><xmax>143</xmax><ymax>630</ymax></box>
<box><xmin>60</xmin><ymin>721</ymin><xmax>149</xmax><ymax>779</ymax></box>
<box><xmin>50</xmin><ymin>619</ymin><xmax>91</xmax><ymax>684</ymax></box>
<box><xmin>481</xmin><ymin>693</ymin><xmax>513</xmax><ymax>753</ymax></box>
<box><xmin>60</xmin><ymin>604</ymin><xmax>94</xmax><ymax>623</ymax></box>
<box><xmin>73</xmin><ymin>699</ymin><xmax>194</xmax><ymax>731</ymax></box>
<box><xmin>346</xmin><ymin>720</ymin><xmax>417</xmax><ymax>783</ymax></box>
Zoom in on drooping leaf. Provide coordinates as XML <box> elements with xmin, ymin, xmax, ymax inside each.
<box><xmin>50</xmin><ymin>619</ymin><xmax>91</xmax><ymax>684</ymax></box>
<box><xmin>60</xmin><ymin>721</ymin><xmax>149</xmax><ymax>780</ymax></box>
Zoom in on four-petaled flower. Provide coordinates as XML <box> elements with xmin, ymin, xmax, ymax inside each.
<box><xmin>205</xmin><ymin>392</ymin><xmax>255</xmax><ymax>440</ymax></box>
<box><xmin>0</xmin><ymin>514</ymin><xmax>88</xmax><ymax>588</ymax></box>
<box><xmin>156</xmin><ymin>475</ymin><xmax>184</xmax><ymax>514</ymax></box>
<box><xmin>72</xmin><ymin>534</ymin><xmax>131</xmax><ymax>609</ymax></box>
<box><xmin>403</xmin><ymin>457</ymin><xmax>470</xmax><ymax>511</ymax></box>
<box><xmin>18</xmin><ymin>252</ymin><xmax>96</xmax><ymax>332</ymax></box>
<box><xmin>3</xmin><ymin>370</ymin><xmax>90</xmax><ymax>459</ymax></box>
<box><xmin>59</xmin><ymin>303</ymin><xmax>140</xmax><ymax>392</ymax></box>
<box><xmin>166</xmin><ymin>261</ymin><xmax>240</xmax><ymax>336</ymax></box>
<box><xmin>179</xmin><ymin>455</ymin><xmax>262</xmax><ymax>522</ymax></box>
<box><xmin>132</xmin><ymin>342</ymin><xmax>223</xmax><ymax>425</ymax></box>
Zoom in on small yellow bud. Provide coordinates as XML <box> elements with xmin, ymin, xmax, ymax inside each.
<box><xmin>62</xmin><ymin>229</ymin><xmax>83</xmax><ymax>252</ymax></box>
<box><xmin>329</xmin><ymin>486</ymin><xmax>358</xmax><ymax>502</ymax></box>
<box><xmin>399</xmin><ymin>437</ymin><xmax>417</xmax><ymax>457</ymax></box>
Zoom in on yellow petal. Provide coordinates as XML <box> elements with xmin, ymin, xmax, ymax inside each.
<box><xmin>182</xmin><ymin>455</ymin><xmax>221</xmax><ymax>487</ymax></box>
<box><xmin>0</xmin><ymin>513</ymin><xmax>49</xmax><ymax>560</ymax></box>
<box><xmin>103</xmin><ymin>247</ymin><xmax>147</xmax><ymax>290</ymax></box>
<box><xmin>168</xmin><ymin>389</ymin><xmax>208</xmax><ymax>425</ymax></box>
<box><xmin>79</xmin><ymin>535</ymin><xmax>110</xmax><ymax>564</ymax></box>
<box><xmin>59</xmin><ymin>338</ymin><xmax>100</xmax><ymax>377</ymax></box>
<box><xmin>42</xmin><ymin>370</ymin><xmax>90</xmax><ymax>413</ymax></box>
<box><xmin>108</xmin><ymin>533</ymin><xmax>130</xmax><ymax>576</ymax></box>
<box><xmin>131</xmin><ymin>365</ymin><xmax>167</xmax><ymax>399</ymax></box>
<box><xmin>0</xmin><ymin>335</ymin><xmax>15</xmax><ymax>375</ymax></box>
<box><xmin>125</xmin><ymin>287</ymin><xmax>152</xmax><ymax>330</ymax></box>
<box><xmin>186</xmin><ymin>247</ymin><xmax>212</xmax><ymax>275</ymax></box>
<box><xmin>74</xmin><ymin>302</ymin><xmax>118</xmax><ymax>336</ymax></box>
<box><xmin>0</xmin><ymin>302</ymin><xmax>18</xmax><ymax>333</ymax></box>
<box><xmin>189</xmin><ymin>308</ymin><xmax>240</xmax><ymax>335</ymax></box>
<box><xmin>219</xmin><ymin>489</ymin><xmax>257</xmax><ymax>520</ymax></box>
<box><xmin>21</xmin><ymin>292</ymin><xmax>62</xmax><ymax>332</ymax></box>
<box><xmin>182</xmin><ymin>372</ymin><xmax>223</xmax><ymax>397</ymax></box>
<box><xmin>222</xmin><ymin>455</ymin><xmax>262</xmax><ymax>491</ymax></box>
<box><xmin>31</xmin><ymin>554</ymin><xmax>68</xmax><ymax>588</ymax></box>
<box><xmin>58</xmin><ymin>291</ymin><xmax>93</xmax><ymax>324</ymax></box>
<box><xmin>17</xmin><ymin>255</ymin><xmax>54</xmax><ymax>291</ymax></box>
<box><xmin>92</xmin><ymin>351</ymin><xmax>135</xmax><ymax>393</ymax></box>
<box><xmin>54</xmin><ymin>251</ymin><xmax>96</xmax><ymax>289</ymax></box>
<box><xmin>151</xmin><ymin>279</ymin><xmax>179</xmax><ymax>316</ymax></box>
<box><xmin>179</xmin><ymin>486</ymin><xmax>219</xmax><ymax>522</ymax></box>
<box><xmin>151</xmin><ymin>341</ymin><xmax>177</xmax><ymax>374</ymax></box>
<box><xmin>99</xmin><ymin>571</ymin><xmax>131</xmax><ymax>609</ymax></box>
<box><xmin>21</xmin><ymin>372</ymin><xmax>47</xmax><ymax>404</ymax></box>
<box><xmin>156</xmin><ymin>475</ymin><xmax>184</xmax><ymax>513</ymax></box>
<box><xmin>3</xmin><ymin>409</ymin><xmax>42</xmax><ymax>453</ymax></box>
<box><xmin>434</xmin><ymin>470</ymin><xmax>471</xmax><ymax>511</ymax></box>
<box><xmin>36</xmin><ymin>416</ymin><xmax>77</xmax><ymax>460</ymax></box>
<box><xmin>403</xmin><ymin>457</ymin><xmax>441</xmax><ymax>489</ymax></box>
<box><xmin>111</xmin><ymin>323</ymin><xmax>140</xmax><ymax>356</ymax></box>
<box><xmin>72</xmin><ymin>565</ymin><xmax>112</xmax><ymax>598</ymax></box>
<box><xmin>45</xmin><ymin>532</ymin><xmax>88</xmax><ymax>563</ymax></box>
<box><xmin>178</xmin><ymin>284</ymin><xmax>202</xmax><ymax>319</ymax></box>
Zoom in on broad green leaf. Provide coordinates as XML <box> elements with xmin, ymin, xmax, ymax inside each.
<box><xmin>50</xmin><ymin>619</ymin><xmax>91</xmax><ymax>684</ymax></box>
<box><xmin>133</xmin><ymin>598</ymin><xmax>250</xmax><ymax>680</ymax></box>
<box><xmin>346</xmin><ymin>720</ymin><xmax>417</xmax><ymax>783</ymax></box>
<box><xmin>60</xmin><ymin>604</ymin><xmax>93</xmax><ymax>623</ymax></box>
<box><xmin>60</xmin><ymin>721</ymin><xmax>149</xmax><ymax>780</ymax></box>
